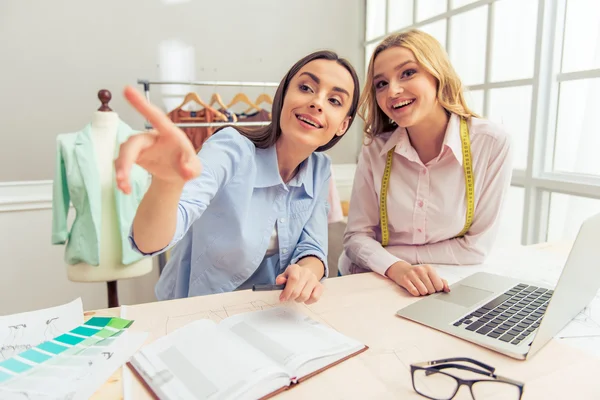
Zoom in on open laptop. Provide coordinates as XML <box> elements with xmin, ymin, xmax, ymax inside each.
<box><xmin>396</xmin><ymin>212</ymin><xmax>600</xmax><ymax>360</ymax></box>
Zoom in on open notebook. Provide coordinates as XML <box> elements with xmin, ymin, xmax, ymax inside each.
<box><xmin>128</xmin><ymin>307</ymin><xmax>368</xmax><ymax>400</ymax></box>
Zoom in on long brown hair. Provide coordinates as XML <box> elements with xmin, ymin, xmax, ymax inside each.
<box><xmin>359</xmin><ymin>29</ymin><xmax>479</xmax><ymax>140</ymax></box>
<box><xmin>215</xmin><ymin>50</ymin><xmax>360</xmax><ymax>152</ymax></box>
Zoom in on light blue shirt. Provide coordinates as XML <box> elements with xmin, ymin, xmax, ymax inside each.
<box><xmin>130</xmin><ymin>127</ymin><xmax>331</xmax><ymax>300</ymax></box>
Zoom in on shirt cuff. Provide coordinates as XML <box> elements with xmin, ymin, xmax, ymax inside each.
<box><xmin>128</xmin><ymin>226</ymin><xmax>167</xmax><ymax>257</ymax></box>
<box><xmin>51</xmin><ymin>233</ymin><xmax>67</xmax><ymax>245</ymax></box>
<box><xmin>367</xmin><ymin>250</ymin><xmax>402</xmax><ymax>277</ymax></box>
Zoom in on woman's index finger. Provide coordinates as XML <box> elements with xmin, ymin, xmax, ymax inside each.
<box><xmin>123</xmin><ymin>85</ymin><xmax>177</xmax><ymax>136</ymax></box>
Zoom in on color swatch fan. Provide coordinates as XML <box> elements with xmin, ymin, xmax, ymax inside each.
<box><xmin>0</xmin><ymin>316</ymin><xmax>134</xmax><ymax>399</ymax></box>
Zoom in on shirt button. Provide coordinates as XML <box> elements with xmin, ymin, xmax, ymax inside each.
<box><xmin>417</xmin><ymin>228</ymin><xmax>423</xmax><ymax>233</ymax></box>
<box><xmin>422</xmin><ymin>169</ymin><xmax>427</xmax><ymax>175</ymax></box>
<box><xmin>280</xmin><ymin>218</ymin><xmax>286</xmax><ymax>223</ymax></box>
<box><xmin>282</xmin><ymin>248</ymin><xmax>287</xmax><ymax>254</ymax></box>
<box><xmin>417</xmin><ymin>200</ymin><xmax>424</xmax><ymax>208</ymax></box>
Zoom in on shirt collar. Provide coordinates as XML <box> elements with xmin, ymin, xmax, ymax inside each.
<box><xmin>378</xmin><ymin>127</ymin><xmax>421</xmax><ymax>164</ymax></box>
<box><xmin>378</xmin><ymin>113</ymin><xmax>463</xmax><ymax>165</ymax></box>
<box><xmin>254</xmin><ymin>145</ymin><xmax>314</xmax><ymax>198</ymax></box>
<box><xmin>288</xmin><ymin>157</ymin><xmax>314</xmax><ymax>198</ymax></box>
<box><xmin>442</xmin><ymin>113</ymin><xmax>463</xmax><ymax>165</ymax></box>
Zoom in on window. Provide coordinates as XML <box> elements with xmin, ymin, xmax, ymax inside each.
<box><xmin>561</xmin><ymin>0</ymin><xmax>600</xmax><ymax>73</ymax></box>
<box><xmin>416</xmin><ymin>0</ymin><xmax>446</xmax><ymax>22</ymax></box>
<box><xmin>553</xmin><ymin>78</ymin><xmax>600</xmax><ymax>175</ymax></box>
<box><xmin>449</xmin><ymin>6</ymin><xmax>488</xmax><ymax>86</ymax></box>
<box><xmin>387</xmin><ymin>0</ymin><xmax>414</xmax><ymax>33</ymax></box>
<box><xmin>490</xmin><ymin>0</ymin><xmax>538</xmax><ymax>82</ymax></box>
<box><xmin>452</xmin><ymin>0</ymin><xmax>479</xmax><ymax>8</ymax></box>
<box><xmin>465</xmin><ymin>89</ymin><xmax>484</xmax><ymax>117</ymax></box>
<box><xmin>365</xmin><ymin>42</ymin><xmax>378</xmax><ymax>79</ymax></box>
<box><xmin>419</xmin><ymin>20</ymin><xmax>447</xmax><ymax>48</ymax></box>
<box><xmin>364</xmin><ymin>0</ymin><xmax>600</xmax><ymax>246</ymax></box>
<box><xmin>547</xmin><ymin>193</ymin><xmax>600</xmax><ymax>242</ymax></box>
<box><xmin>366</xmin><ymin>0</ymin><xmax>386</xmax><ymax>41</ymax></box>
<box><xmin>495</xmin><ymin>186</ymin><xmax>525</xmax><ymax>247</ymax></box>
<box><xmin>488</xmin><ymin>86</ymin><xmax>532</xmax><ymax>170</ymax></box>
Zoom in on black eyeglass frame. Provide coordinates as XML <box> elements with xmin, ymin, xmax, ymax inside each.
<box><xmin>410</xmin><ymin>357</ymin><xmax>524</xmax><ymax>400</ymax></box>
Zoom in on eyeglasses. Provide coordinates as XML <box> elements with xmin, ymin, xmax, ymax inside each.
<box><xmin>410</xmin><ymin>357</ymin><xmax>524</xmax><ymax>400</ymax></box>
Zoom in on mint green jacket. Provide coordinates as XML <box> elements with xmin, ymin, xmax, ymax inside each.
<box><xmin>51</xmin><ymin>120</ymin><xmax>149</xmax><ymax>266</ymax></box>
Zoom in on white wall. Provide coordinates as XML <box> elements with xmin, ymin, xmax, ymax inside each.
<box><xmin>0</xmin><ymin>0</ymin><xmax>364</xmax><ymax>182</ymax></box>
<box><xmin>0</xmin><ymin>0</ymin><xmax>365</xmax><ymax>315</ymax></box>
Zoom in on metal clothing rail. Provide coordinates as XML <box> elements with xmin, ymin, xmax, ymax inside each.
<box><xmin>138</xmin><ymin>79</ymin><xmax>276</xmax><ymax>127</ymax></box>
<box><xmin>138</xmin><ymin>79</ymin><xmax>279</xmax><ymax>88</ymax></box>
<box><xmin>144</xmin><ymin>121</ymin><xmax>270</xmax><ymax>130</ymax></box>
<box><xmin>137</xmin><ymin>79</ymin><xmax>279</xmax><ymax>102</ymax></box>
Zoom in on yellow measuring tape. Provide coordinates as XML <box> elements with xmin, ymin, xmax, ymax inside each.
<box><xmin>380</xmin><ymin>118</ymin><xmax>474</xmax><ymax>247</ymax></box>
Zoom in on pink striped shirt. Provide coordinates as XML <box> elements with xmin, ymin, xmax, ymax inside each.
<box><xmin>339</xmin><ymin>113</ymin><xmax>513</xmax><ymax>276</ymax></box>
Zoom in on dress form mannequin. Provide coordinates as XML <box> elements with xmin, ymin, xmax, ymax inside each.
<box><xmin>66</xmin><ymin>90</ymin><xmax>152</xmax><ymax>306</ymax></box>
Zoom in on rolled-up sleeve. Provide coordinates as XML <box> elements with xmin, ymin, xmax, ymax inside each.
<box><xmin>129</xmin><ymin>128</ymin><xmax>252</xmax><ymax>255</ymax></box>
<box><xmin>290</xmin><ymin>173</ymin><xmax>331</xmax><ymax>279</ymax></box>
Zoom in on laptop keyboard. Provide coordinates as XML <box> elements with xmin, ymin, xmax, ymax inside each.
<box><xmin>452</xmin><ymin>283</ymin><xmax>553</xmax><ymax>346</ymax></box>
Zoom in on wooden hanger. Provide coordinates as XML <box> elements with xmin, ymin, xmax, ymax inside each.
<box><xmin>209</xmin><ymin>93</ymin><xmax>228</xmax><ymax>110</ymax></box>
<box><xmin>176</xmin><ymin>92</ymin><xmax>228</xmax><ymax>121</ymax></box>
<box><xmin>255</xmin><ymin>93</ymin><xmax>273</xmax><ymax>106</ymax></box>
<box><xmin>176</xmin><ymin>92</ymin><xmax>206</xmax><ymax>110</ymax></box>
<box><xmin>228</xmin><ymin>92</ymin><xmax>261</xmax><ymax>113</ymax></box>
<box><xmin>244</xmin><ymin>93</ymin><xmax>273</xmax><ymax>113</ymax></box>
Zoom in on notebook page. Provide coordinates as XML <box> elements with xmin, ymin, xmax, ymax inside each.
<box><xmin>220</xmin><ymin>307</ymin><xmax>365</xmax><ymax>378</ymax></box>
<box><xmin>130</xmin><ymin>319</ymin><xmax>289</xmax><ymax>400</ymax></box>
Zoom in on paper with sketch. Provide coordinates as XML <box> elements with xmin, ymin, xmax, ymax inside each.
<box><xmin>556</xmin><ymin>293</ymin><xmax>600</xmax><ymax>357</ymax></box>
<box><xmin>558</xmin><ymin>294</ymin><xmax>600</xmax><ymax>338</ymax></box>
<box><xmin>0</xmin><ymin>298</ymin><xmax>83</xmax><ymax>361</ymax></box>
<box><xmin>70</xmin><ymin>330</ymin><xmax>148</xmax><ymax>400</ymax></box>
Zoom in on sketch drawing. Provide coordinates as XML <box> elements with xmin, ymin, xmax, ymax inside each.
<box><xmin>44</xmin><ymin>317</ymin><xmax>61</xmax><ymax>340</ymax></box>
<box><xmin>1</xmin><ymin>298</ymin><xmax>83</xmax><ymax>362</ymax></box>
<box><xmin>164</xmin><ymin>300</ymin><xmax>276</xmax><ymax>334</ymax></box>
<box><xmin>1</xmin><ymin>315</ymin><xmax>65</xmax><ymax>360</ymax></box>
<box><xmin>1</xmin><ymin>324</ymin><xmax>30</xmax><ymax>360</ymax></box>
<box><xmin>559</xmin><ymin>296</ymin><xmax>600</xmax><ymax>340</ymax></box>
<box><xmin>362</xmin><ymin>343</ymin><xmax>426</xmax><ymax>372</ymax></box>
<box><xmin>0</xmin><ymin>392</ymin><xmax>33</xmax><ymax>400</ymax></box>
<box><xmin>0</xmin><ymin>389</ymin><xmax>77</xmax><ymax>400</ymax></box>
<box><xmin>573</xmin><ymin>305</ymin><xmax>600</xmax><ymax>331</ymax></box>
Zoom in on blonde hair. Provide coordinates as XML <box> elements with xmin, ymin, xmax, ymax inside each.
<box><xmin>359</xmin><ymin>29</ymin><xmax>479</xmax><ymax>140</ymax></box>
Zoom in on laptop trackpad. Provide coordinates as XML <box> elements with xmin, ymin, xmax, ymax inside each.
<box><xmin>440</xmin><ymin>284</ymin><xmax>494</xmax><ymax>308</ymax></box>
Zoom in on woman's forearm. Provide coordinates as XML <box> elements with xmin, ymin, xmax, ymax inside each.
<box><xmin>297</xmin><ymin>256</ymin><xmax>325</xmax><ymax>280</ymax></box>
<box><xmin>132</xmin><ymin>179</ymin><xmax>185</xmax><ymax>254</ymax></box>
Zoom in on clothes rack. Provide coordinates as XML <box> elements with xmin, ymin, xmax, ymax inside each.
<box><xmin>138</xmin><ymin>79</ymin><xmax>279</xmax><ymax>90</ymax></box>
<box><xmin>137</xmin><ymin>79</ymin><xmax>278</xmax><ymax>273</ymax></box>
<box><xmin>137</xmin><ymin>79</ymin><xmax>277</xmax><ymax>129</ymax></box>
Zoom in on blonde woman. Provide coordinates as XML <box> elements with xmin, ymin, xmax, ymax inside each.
<box><xmin>339</xmin><ymin>29</ymin><xmax>513</xmax><ymax>297</ymax></box>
